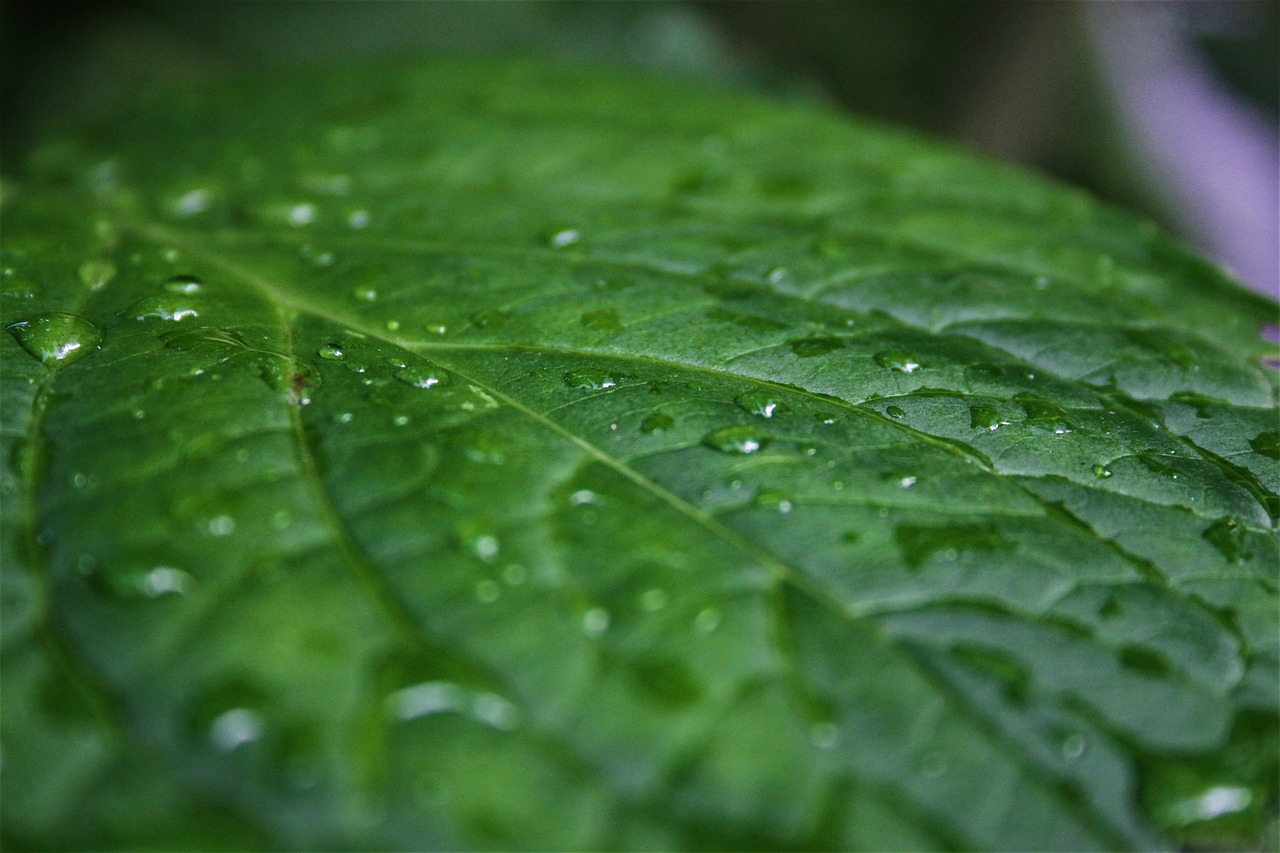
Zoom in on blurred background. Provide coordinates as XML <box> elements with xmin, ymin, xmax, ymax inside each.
<box><xmin>2</xmin><ymin>0</ymin><xmax>1276</xmax><ymax>297</ymax></box>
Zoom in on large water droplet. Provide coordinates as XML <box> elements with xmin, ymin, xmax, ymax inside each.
<box><xmin>1015</xmin><ymin>393</ymin><xmax>1077</xmax><ymax>433</ymax></box>
<box><xmin>564</xmin><ymin>369</ymin><xmax>619</xmax><ymax>390</ymax></box>
<box><xmin>969</xmin><ymin>404</ymin><xmax>1005</xmax><ymax>430</ymax></box>
<box><xmin>702</xmin><ymin>425</ymin><xmax>767</xmax><ymax>454</ymax></box>
<box><xmin>874</xmin><ymin>349</ymin><xmax>922</xmax><ymax>373</ymax></box>
<box><xmin>736</xmin><ymin>390</ymin><xmax>789</xmax><ymax>418</ymax></box>
<box><xmin>122</xmin><ymin>295</ymin><xmax>199</xmax><ymax>322</ymax></box>
<box><xmin>164</xmin><ymin>274</ymin><xmax>203</xmax><ymax>294</ymax></box>
<box><xmin>317</xmin><ymin>343</ymin><xmax>345</xmax><ymax>360</ymax></box>
<box><xmin>6</xmin><ymin>313</ymin><xmax>101</xmax><ymax>367</ymax></box>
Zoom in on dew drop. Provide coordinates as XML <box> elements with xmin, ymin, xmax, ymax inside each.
<box><xmin>875</xmin><ymin>349</ymin><xmax>922</xmax><ymax>373</ymax></box>
<box><xmin>969</xmin><ymin>404</ymin><xmax>1005</xmax><ymax>430</ymax></box>
<box><xmin>790</xmin><ymin>337</ymin><xmax>846</xmax><ymax>358</ymax></box>
<box><xmin>582</xmin><ymin>607</ymin><xmax>610</xmax><ymax>637</ymax></box>
<box><xmin>702</xmin><ymin>425</ymin><xmax>767</xmax><ymax>454</ymax></box>
<box><xmin>736</xmin><ymin>390</ymin><xmax>789</xmax><ymax>418</ymax></box>
<box><xmin>143</xmin><ymin>566</ymin><xmax>193</xmax><ymax>597</ymax></box>
<box><xmin>317</xmin><ymin>343</ymin><xmax>345</xmax><ymax>360</ymax></box>
<box><xmin>754</xmin><ymin>489</ymin><xmax>794</xmax><ymax>513</ymax></box>
<box><xmin>288</xmin><ymin>203</ymin><xmax>317</xmax><ymax>226</ymax></box>
<box><xmin>1249</xmin><ymin>430</ymin><xmax>1279</xmax><ymax>460</ymax></box>
<box><xmin>6</xmin><ymin>313</ymin><xmax>101</xmax><ymax>367</ymax></box>
<box><xmin>564</xmin><ymin>369</ymin><xmax>619</xmax><ymax>390</ymax></box>
<box><xmin>353</xmin><ymin>286</ymin><xmax>378</xmax><ymax>302</ymax></box>
<box><xmin>347</xmin><ymin>209</ymin><xmax>370</xmax><ymax>229</ymax></box>
<box><xmin>1015</xmin><ymin>393</ymin><xmax>1077</xmax><ymax>433</ymax></box>
<box><xmin>78</xmin><ymin>259</ymin><xmax>116</xmax><ymax>290</ymax></box>
<box><xmin>1061</xmin><ymin>733</ymin><xmax>1087</xmax><ymax>760</ymax></box>
<box><xmin>207</xmin><ymin>515</ymin><xmax>235</xmax><ymax>537</ymax></box>
<box><xmin>395</xmin><ymin>365</ymin><xmax>450</xmax><ymax>389</ymax></box>
<box><xmin>471</xmin><ymin>309</ymin><xmax>509</xmax><ymax>330</ymax></box>
<box><xmin>1091</xmin><ymin>464</ymin><xmax>1113</xmax><ymax>479</ymax></box>
<box><xmin>210</xmin><ymin>708</ymin><xmax>264</xmax><ymax>751</ymax></box>
<box><xmin>640</xmin><ymin>412</ymin><xmax>674</xmax><ymax>434</ymax></box>
<box><xmin>885</xmin><ymin>405</ymin><xmax>906</xmax><ymax>419</ymax></box>
<box><xmin>121</xmin><ymin>295</ymin><xmax>199</xmax><ymax>322</ymax></box>
<box><xmin>547</xmin><ymin>228</ymin><xmax>581</xmax><ymax>248</ymax></box>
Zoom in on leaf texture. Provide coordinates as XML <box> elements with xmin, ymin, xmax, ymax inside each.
<box><xmin>1</xmin><ymin>59</ymin><xmax>1277</xmax><ymax>851</ymax></box>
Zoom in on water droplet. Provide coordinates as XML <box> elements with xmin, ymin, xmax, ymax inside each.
<box><xmin>754</xmin><ymin>489</ymin><xmax>794</xmax><ymax>513</ymax></box>
<box><xmin>1202</xmin><ymin>517</ymin><xmax>1252</xmax><ymax>563</ymax></box>
<box><xmin>564</xmin><ymin>369</ymin><xmax>619</xmax><ymax>390</ymax></box>
<box><xmin>388</xmin><ymin>681</ymin><xmax>469</xmax><ymax>721</ymax></box>
<box><xmin>385</xmin><ymin>320</ymin><xmax>401</xmax><ymax>332</ymax></box>
<box><xmin>170</xmin><ymin>188</ymin><xmax>212</xmax><ymax>218</ymax></box>
<box><xmin>164</xmin><ymin>274</ymin><xmax>203</xmax><ymax>294</ymax></box>
<box><xmin>6</xmin><ymin>313</ymin><xmax>101</xmax><ymax>367</ymax></box>
<box><xmin>767</xmin><ymin>267</ymin><xmax>789</xmax><ymax>285</ymax></box>
<box><xmin>1015</xmin><ymin>393</ymin><xmax>1077</xmax><ymax>433</ymax></box>
<box><xmin>582</xmin><ymin>607</ymin><xmax>610</xmax><ymax>637</ymax></box>
<box><xmin>875</xmin><ymin>349</ymin><xmax>922</xmax><ymax>373</ymax></box>
<box><xmin>1061</xmin><ymin>733</ymin><xmax>1087</xmax><ymax>760</ymax></box>
<box><xmin>790</xmin><ymin>337</ymin><xmax>846</xmax><ymax>358</ymax></box>
<box><xmin>395</xmin><ymin>365</ymin><xmax>451</xmax><ymax>389</ymax></box>
<box><xmin>393</xmin><ymin>414</ymin><xmax>410</xmax><ymax>427</ymax></box>
<box><xmin>122</xmin><ymin>295</ymin><xmax>199</xmax><ymax>322</ymax></box>
<box><xmin>570</xmin><ymin>489</ymin><xmax>601</xmax><ymax>506</ymax></box>
<box><xmin>471</xmin><ymin>692</ymin><xmax>519</xmax><ymax>730</ymax></box>
<box><xmin>471</xmin><ymin>309</ymin><xmax>509</xmax><ymax>330</ymax></box>
<box><xmin>471</xmin><ymin>535</ymin><xmax>500</xmax><ymax>562</ymax></box>
<box><xmin>78</xmin><ymin>259</ymin><xmax>116</xmax><ymax>290</ymax></box>
<box><xmin>475</xmin><ymin>580</ymin><xmax>500</xmax><ymax>603</ymax></box>
<box><xmin>885</xmin><ymin>405</ymin><xmax>906</xmax><ymax>419</ymax></box>
<box><xmin>810</xmin><ymin>722</ymin><xmax>840</xmax><ymax>750</ymax></box>
<box><xmin>899</xmin><ymin>476</ymin><xmax>917</xmax><ymax>488</ymax></box>
<box><xmin>1249</xmin><ymin>430</ymin><xmax>1279</xmax><ymax>460</ymax></box>
<box><xmin>143</xmin><ymin>566</ymin><xmax>193</xmax><ymax>597</ymax></box>
<box><xmin>1161</xmin><ymin>785</ymin><xmax>1254</xmax><ymax>827</ymax></box>
<box><xmin>353</xmin><ymin>286</ymin><xmax>378</xmax><ymax>302</ymax></box>
<box><xmin>317</xmin><ymin>343</ymin><xmax>345</xmax><ymax>360</ymax></box>
<box><xmin>210</xmin><ymin>708</ymin><xmax>264</xmax><ymax>751</ymax></box>
<box><xmin>547</xmin><ymin>228</ymin><xmax>581</xmax><ymax>248</ymax></box>
<box><xmin>1091</xmin><ymin>464</ymin><xmax>1113</xmax><ymax>479</ymax></box>
<box><xmin>702</xmin><ymin>425</ymin><xmax>767</xmax><ymax>454</ymax></box>
<box><xmin>639</xmin><ymin>588</ymin><xmax>668</xmax><ymax>611</ymax></box>
<box><xmin>207</xmin><ymin>515</ymin><xmax>235</xmax><ymax>537</ymax></box>
<box><xmin>969</xmin><ymin>404</ymin><xmax>1005</xmax><ymax>430</ymax></box>
<box><xmin>288</xmin><ymin>203</ymin><xmax>317</xmax><ymax>227</ymax></box>
<box><xmin>693</xmin><ymin>607</ymin><xmax>721</xmax><ymax>634</ymax></box>
<box><xmin>580</xmin><ymin>308</ymin><xmax>621</xmax><ymax>333</ymax></box>
<box><xmin>736</xmin><ymin>390</ymin><xmax>789</xmax><ymax>418</ymax></box>
<box><xmin>640</xmin><ymin>412</ymin><xmax>674</xmax><ymax>434</ymax></box>
<box><xmin>347</xmin><ymin>209</ymin><xmax>370</xmax><ymax>229</ymax></box>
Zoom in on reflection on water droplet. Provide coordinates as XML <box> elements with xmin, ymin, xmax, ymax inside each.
<box><xmin>564</xmin><ymin>369</ymin><xmax>619</xmax><ymax>390</ymax></box>
<box><xmin>1163</xmin><ymin>785</ymin><xmax>1254</xmax><ymax>827</ymax></box>
<box><xmin>875</xmin><ymin>349</ymin><xmax>922</xmax><ymax>373</ymax></box>
<box><xmin>348</xmin><ymin>209</ymin><xmax>370</xmax><ymax>229</ymax></box>
<box><xmin>640</xmin><ymin>412</ymin><xmax>674</xmax><ymax>434</ymax></box>
<box><xmin>471</xmin><ymin>692</ymin><xmax>519</xmax><ymax>731</ymax></box>
<box><xmin>353</xmin><ymin>286</ymin><xmax>378</xmax><ymax>302</ymax></box>
<box><xmin>702</xmin><ymin>425</ymin><xmax>766</xmax><ymax>454</ymax></box>
<box><xmin>395</xmin><ymin>365</ymin><xmax>450</xmax><ymax>389</ymax></box>
<box><xmin>164</xmin><ymin>274</ymin><xmax>203</xmax><ymax>294</ymax></box>
<box><xmin>388</xmin><ymin>681</ymin><xmax>468</xmax><ymax>721</ymax></box>
<box><xmin>210</xmin><ymin>708</ymin><xmax>264</xmax><ymax>751</ymax></box>
<box><xmin>582</xmin><ymin>608</ymin><xmax>610</xmax><ymax>637</ymax></box>
<box><xmin>1091</xmin><ymin>464</ymin><xmax>1113</xmax><ymax>479</ymax></box>
<box><xmin>288</xmin><ymin>203</ymin><xmax>317</xmax><ymax>226</ymax></box>
<box><xmin>78</xmin><ymin>259</ymin><xmax>116</xmax><ymax>290</ymax></box>
<box><xmin>6</xmin><ymin>312</ymin><xmax>101</xmax><ymax>367</ymax></box>
<box><xmin>736</xmin><ymin>390</ymin><xmax>789</xmax><ymax>418</ymax></box>
<box><xmin>208</xmin><ymin>515</ymin><xmax>235</xmax><ymax>537</ymax></box>
<box><xmin>547</xmin><ymin>228</ymin><xmax>581</xmax><ymax>248</ymax></box>
<box><xmin>317</xmin><ymin>343</ymin><xmax>345</xmax><ymax>360</ymax></box>
<box><xmin>143</xmin><ymin>566</ymin><xmax>192</xmax><ymax>597</ymax></box>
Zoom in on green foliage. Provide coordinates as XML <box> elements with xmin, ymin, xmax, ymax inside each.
<box><xmin>2</xmin><ymin>59</ymin><xmax>1277</xmax><ymax>850</ymax></box>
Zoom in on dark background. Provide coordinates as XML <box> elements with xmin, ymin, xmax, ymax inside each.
<box><xmin>3</xmin><ymin>0</ymin><xmax>1276</xmax><ymax>294</ymax></box>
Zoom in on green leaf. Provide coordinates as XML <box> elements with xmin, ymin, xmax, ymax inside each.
<box><xmin>2</xmin><ymin>58</ymin><xmax>1277</xmax><ymax>851</ymax></box>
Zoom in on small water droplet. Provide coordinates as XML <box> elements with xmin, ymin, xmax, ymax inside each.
<box><xmin>810</xmin><ymin>722</ymin><xmax>840</xmax><ymax>750</ymax></box>
<box><xmin>317</xmin><ymin>343</ymin><xmax>345</xmax><ymax>360</ymax></box>
<box><xmin>395</xmin><ymin>365</ymin><xmax>451</xmax><ymax>389</ymax></box>
<box><xmin>640</xmin><ymin>412</ymin><xmax>674</xmax><ymax>434</ymax></box>
<box><xmin>353</xmin><ymin>286</ymin><xmax>378</xmax><ymax>302</ymax></box>
<box><xmin>385</xmin><ymin>320</ymin><xmax>401</xmax><ymax>332</ymax></box>
<box><xmin>736</xmin><ymin>390</ymin><xmax>789</xmax><ymax>418</ymax></box>
<box><xmin>210</xmin><ymin>708</ymin><xmax>264</xmax><ymax>751</ymax></box>
<box><xmin>471</xmin><ymin>309</ymin><xmax>509</xmax><ymax>330</ymax></box>
<box><xmin>547</xmin><ymin>228</ymin><xmax>581</xmax><ymax>248</ymax></box>
<box><xmin>969</xmin><ymin>404</ymin><xmax>1005</xmax><ymax>430</ymax></box>
<box><xmin>875</xmin><ymin>349</ymin><xmax>922</xmax><ymax>373</ymax></box>
<box><xmin>1091</xmin><ymin>463</ymin><xmax>1113</xmax><ymax>479</ymax></box>
<box><xmin>582</xmin><ymin>607</ymin><xmax>610</xmax><ymax>637</ymax></box>
<box><xmin>207</xmin><ymin>515</ymin><xmax>236</xmax><ymax>537</ymax></box>
<box><xmin>580</xmin><ymin>308</ymin><xmax>621</xmax><ymax>333</ymax></box>
<box><xmin>693</xmin><ymin>607</ymin><xmax>721</xmax><ymax>634</ymax></box>
<box><xmin>143</xmin><ymin>566</ymin><xmax>193</xmax><ymax>597</ymax></box>
<box><xmin>767</xmin><ymin>267</ymin><xmax>789</xmax><ymax>285</ymax></box>
<box><xmin>1015</xmin><ymin>393</ymin><xmax>1077</xmax><ymax>433</ymax></box>
<box><xmin>347</xmin><ymin>209</ymin><xmax>370</xmax><ymax>229</ymax></box>
<box><xmin>754</xmin><ymin>489</ymin><xmax>794</xmax><ymax>513</ymax></box>
<box><xmin>702</xmin><ymin>425</ymin><xmax>767</xmax><ymax>454</ymax></box>
<box><xmin>6</xmin><ymin>313</ymin><xmax>101</xmax><ymax>367</ymax></box>
<box><xmin>288</xmin><ymin>203</ymin><xmax>317</xmax><ymax>226</ymax></box>
<box><xmin>790</xmin><ymin>337</ymin><xmax>846</xmax><ymax>358</ymax></box>
<box><xmin>564</xmin><ymin>369</ymin><xmax>619</xmax><ymax>390</ymax></box>
<box><xmin>170</xmin><ymin>188</ymin><xmax>213</xmax><ymax>218</ymax></box>
<box><xmin>78</xmin><ymin>259</ymin><xmax>117</xmax><ymax>290</ymax></box>
<box><xmin>885</xmin><ymin>405</ymin><xmax>906</xmax><ymax>419</ymax></box>
<box><xmin>1061</xmin><ymin>733</ymin><xmax>1087</xmax><ymax>760</ymax></box>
